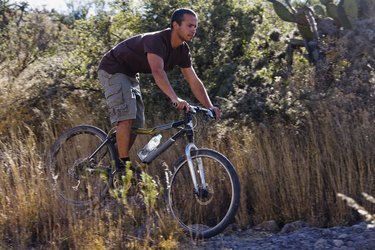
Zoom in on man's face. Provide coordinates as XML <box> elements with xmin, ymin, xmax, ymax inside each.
<box><xmin>174</xmin><ymin>14</ymin><xmax>198</xmax><ymax>42</ymax></box>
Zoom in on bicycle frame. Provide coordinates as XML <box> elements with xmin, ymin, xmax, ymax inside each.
<box><xmin>100</xmin><ymin>110</ymin><xmax>209</xmax><ymax>195</ymax></box>
<box><xmin>50</xmin><ymin>106</ymin><xmax>239</xmax><ymax>238</ymax></box>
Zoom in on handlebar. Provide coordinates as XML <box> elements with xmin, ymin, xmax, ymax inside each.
<box><xmin>172</xmin><ymin>102</ymin><xmax>216</xmax><ymax>120</ymax></box>
<box><xmin>188</xmin><ymin>105</ymin><xmax>216</xmax><ymax>119</ymax></box>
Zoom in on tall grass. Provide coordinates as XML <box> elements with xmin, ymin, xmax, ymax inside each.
<box><xmin>0</xmin><ymin>103</ymin><xmax>374</xmax><ymax>248</ymax></box>
<box><xmin>0</xmin><ymin>126</ymin><xmax>58</xmax><ymax>248</ymax></box>
<box><xmin>0</xmin><ymin>124</ymin><xmax>183</xmax><ymax>249</ymax></box>
<box><xmin>222</xmin><ymin>106</ymin><xmax>375</xmax><ymax>227</ymax></box>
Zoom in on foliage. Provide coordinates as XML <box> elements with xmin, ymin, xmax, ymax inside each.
<box><xmin>267</xmin><ymin>0</ymin><xmax>373</xmax><ymax>53</ymax></box>
<box><xmin>217</xmin><ymin>2</ymin><xmax>311</xmax><ymax>126</ymax></box>
<box><xmin>265</xmin><ymin>0</ymin><xmax>375</xmax><ymax>85</ymax></box>
<box><xmin>64</xmin><ymin>16</ymin><xmax>111</xmax><ymax>81</ymax></box>
<box><xmin>192</xmin><ymin>0</ymin><xmax>263</xmax><ymax>95</ymax></box>
<box><xmin>0</xmin><ymin>1</ymin><xmax>61</xmax><ymax>77</ymax></box>
<box><xmin>141</xmin><ymin>0</ymin><xmax>192</xmax><ymax>31</ymax></box>
<box><xmin>1</xmin><ymin>0</ymin><xmax>374</xmax><ymax>131</ymax></box>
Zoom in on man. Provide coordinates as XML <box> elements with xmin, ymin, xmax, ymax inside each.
<box><xmin>98</xmin><ymin>8</ymin><xmax>221</xmax><ymax>167</ymax></box>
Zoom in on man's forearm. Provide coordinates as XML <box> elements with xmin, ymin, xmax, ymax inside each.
<box><xmin>190</xmin><ymin>79</ymin><xmax>213</xmax><ymax>108</ymax></box>
<box><xmin>152</xmin><ymin>69</ymin><xmax>178</xmax><ymax>102</ymax></box>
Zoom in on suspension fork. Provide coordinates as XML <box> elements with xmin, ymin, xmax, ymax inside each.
<box><xmin>185</xmin><ymin>143</ymin><xmax>207</xmax><ymax>194</ymax></box>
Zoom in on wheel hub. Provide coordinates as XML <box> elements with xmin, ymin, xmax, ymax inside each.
<box><xmin>195</xmin><ymin>185</ymin><xmax>214</xmax><ymax>205</ymax></box>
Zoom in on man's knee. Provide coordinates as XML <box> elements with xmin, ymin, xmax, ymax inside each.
<box><xmin>117</xmin><ymin>119</ymin><xmax>133</xmax><ymax>128</ymax></box>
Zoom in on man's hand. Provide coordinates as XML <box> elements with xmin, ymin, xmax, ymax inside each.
<box><xmin>172</xmin><ymin>97</ymin><xmax>190</xmax><ymax>111</ymax></box>
<box><xmin>210</xmin><ymin>106</ymin><xmax>221</xmax><ymax>120</ymax></box>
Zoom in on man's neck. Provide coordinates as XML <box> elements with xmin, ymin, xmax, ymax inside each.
<box><xmin>171</xmin><ymin>29</ymin><xmax>183</xmax><ymax>49</ymax></box>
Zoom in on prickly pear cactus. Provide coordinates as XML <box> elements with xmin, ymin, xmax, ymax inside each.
<box><xmin>325</xmin><ymin>2</ymin><xmax>340</xmax><ymax>22</ymax></box>
<box><xmin>313</xmin><ymin>4</ymin><xmax>326</xmax><ymax>16</ymax></box>
<box><xmin>337</xmin><ymin>0</ymin><xmax>359</xmax><ymax>29</ymax></box>
<box><xmin>269</xmin><ymin>0</ymin><xmax>295</xmax><ymax>22</ymax></box>
<box><xmin>267</xmin><ymin>0</ymin><xmax>319</xmax><ymax>64</ymax></box>
<box><xmin>319</xmin><ymin>0</ymin><xmax>334</xmax><ymax>5</ymax></box>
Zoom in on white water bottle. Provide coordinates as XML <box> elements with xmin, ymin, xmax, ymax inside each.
<box><xmin>138</xmin><ymin>134</ymin><xmax>162</xmax><ymax>160</ymax></box>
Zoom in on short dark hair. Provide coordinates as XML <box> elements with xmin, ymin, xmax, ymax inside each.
<box><xmin>170</xmin><ymin>8</ymin><xmax>197</xmax><ymax>29</ymax></box>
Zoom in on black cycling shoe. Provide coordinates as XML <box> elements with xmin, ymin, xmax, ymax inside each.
<box><xmin>112</xmin><ymin>160</ymin><xmax>142</xmax><ymax>194</ymax></box>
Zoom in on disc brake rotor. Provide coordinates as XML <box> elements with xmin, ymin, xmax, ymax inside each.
<box><xmin>195</xmin><ymin>185</ymin><xmax>214</xmax><ymax>205</ymax></box>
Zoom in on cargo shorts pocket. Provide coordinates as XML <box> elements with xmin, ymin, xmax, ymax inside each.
<box><xmin>105</xmin><ymin>82</ymin><xmax>123</xmax><ymax>108</ymax></box>
<box><xmin>109</xmin><ymin>103</ymin><xmax>128</xmax><ymax>118</ymax></box>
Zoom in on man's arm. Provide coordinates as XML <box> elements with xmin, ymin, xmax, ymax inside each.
<box><xmin>147</xmin><ymin>53</ymin><xmax>189</xmax><ymax>110</ymax></box>
<box><xmin>180</xmin><ymin>66</ymin><xmax>221</xmax><ymax>119</ymax></box>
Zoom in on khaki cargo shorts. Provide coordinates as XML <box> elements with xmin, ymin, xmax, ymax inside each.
<box><xmin>98</xmin><ymin>69</ymin><xmax>145</xmax><ymax>128</ymax></box>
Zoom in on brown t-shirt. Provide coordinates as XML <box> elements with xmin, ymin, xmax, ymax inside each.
<box><xmin>98</xmin><ymin>28</ymin><xmax>192</xmax><ymax>78</ymax></box>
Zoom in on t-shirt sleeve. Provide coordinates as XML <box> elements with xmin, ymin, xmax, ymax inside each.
<box><xmin>179</xmin><ymin>44</ymin><xmax>192</xmax><ymax>68</ymax></box>
<box><xmin>142</xmin><ymin>35</ymin><xmax>166</xmax><ymax>59</ymax></box>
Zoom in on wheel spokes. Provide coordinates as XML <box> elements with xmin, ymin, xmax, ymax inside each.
<box><xmin>51</xmin><ymin>131</ymin><xmax>112</xmax><ymax>205</ymax></box>
<box><xmin>169</xmin><ymin>153</ymin><xmax>235</xmax><ymax>237</ymax></box>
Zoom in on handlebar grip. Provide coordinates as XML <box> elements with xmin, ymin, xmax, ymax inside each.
<box><xmin>210</xmin><ymin>109</ymin><xmax>216</xmax><ymax>119</ymax></box>
<box><xmin>172</xmin><ymin>102</ymin><xmax>195</xmax><ymax>113</ymax></box>
<box><xmin>173</xmin><ymin>103</ymin><xmax>216</xmax><ymax>118</ymax></box>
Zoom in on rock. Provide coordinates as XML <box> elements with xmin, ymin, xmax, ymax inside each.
<box><xmin>333</xmin><ymin>239</ymin><xmax>344</xmax><ymax>247</ymax></box>
<box><xmin>223</xmin><ymin>223</ymin><xmax>241</xmax><ymax>235</ymax></box>
<box><xmin>280</xmin><ymin>220</ymin><xmax>309</xmax><ymax>234</ymax></box>
<box><xmin>338</xmin><ymin>233</ymin><xmax>349</xmax><ymax>239</ymax></box>
<box><xmin>253</xmin><ymin>220</ymin><xmax>280</xmax><ymax>233</ymax></box>
<box><xmin>314</xmin><ymin>238</ymin><xmax>328</xmax><ymax>248</ymax></box>
<box><xmin>181</xmin><ymin>221</ymin><xmax>375</xmax><ymax>250</ymax></box>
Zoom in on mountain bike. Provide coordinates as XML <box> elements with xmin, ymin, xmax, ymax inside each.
<box><xmin>49</xmin><ymin>105</ymin><xmax>240</xmax><ymax>239</ymax></box>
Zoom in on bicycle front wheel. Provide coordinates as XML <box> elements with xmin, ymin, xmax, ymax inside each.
<box><xmin>49</xmin><ymin>125</ymin><xmax>117</xmax><ymax>206</ymax></box>
<box><xmin>168</xmin><ymin>149</ymin><xmax>240</xmax><ymax>239</ymax></box>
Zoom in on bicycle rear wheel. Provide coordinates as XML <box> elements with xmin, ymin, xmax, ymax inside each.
<box><xmin>49</xmin><ymin>125</ymin><xmax>117</xmax><ymax>206</ymax></box>
<box><xmin>168</xmin><ymin>149</ymin><xmax>240</xmax><ymax>239</ymax></box>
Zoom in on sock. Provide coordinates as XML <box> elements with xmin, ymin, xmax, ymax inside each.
<box><xmin>120</xmin><ymin>157</ymin><xmax>130</xmax><ymax>163</ymax></box>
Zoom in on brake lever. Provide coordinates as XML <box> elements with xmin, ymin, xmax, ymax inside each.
<box><xmin>189</xmin><ymin>105</ymin><xmax>197</xmax><ymax>114</ymax></box>
<box><xmin>208</xmin><ymin>109</ymin><xmax>216</xmax><ymax>119</ymax></box>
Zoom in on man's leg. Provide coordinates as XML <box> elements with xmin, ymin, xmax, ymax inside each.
<box><xmin>98</xmin><ymin>70</ymin><xmax>142</xmax><ymax>163</ymax></box>
<box><xmin>116</xmin><ymin>119</ymin><xmax>137</xmax><ymax>159</ymax></box>
<box><xmin>117</xmin><ymin>91</ymin><xmax>144</xmax><ymax>161</ymax></box>
<box><xmin>116</xmin><ymin>120</ymin><xmax>142</xmax><ymax>181</ymax></box>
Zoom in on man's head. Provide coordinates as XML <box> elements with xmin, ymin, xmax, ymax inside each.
<box><xmin>170</xmin><ymin>8</ymin><xmax>198</xmax><ymax>43</ymax></box>
<box><xmin>170</xmin><ymin>8</ymin><xmax>197</xmax><ymax>29</ymax></box>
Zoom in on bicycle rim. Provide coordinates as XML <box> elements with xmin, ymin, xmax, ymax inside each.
<box><xmin>168</xmin><ymin>149</ymin><xmax>240</xmax><ymax>239</ymax></box>
<box><xmin>49</xmin><ymin>125</ymin><xmax>116</xmax><ymax>206</ymax></box>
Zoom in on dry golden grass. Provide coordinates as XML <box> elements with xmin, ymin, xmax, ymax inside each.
<box><xmin>0</xmin><ymin>102</ymin><xmax>374</xmax><ymax>248</ymax></box>
<box><xmin>0</xmin><ymin>120</ymin><xmax>184</xmax><ymax>249</ymax></box>
<box><xmin>225</xmin><ymin>106</ymin><xmax>375</xmax><ymax>227</ymax></box>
